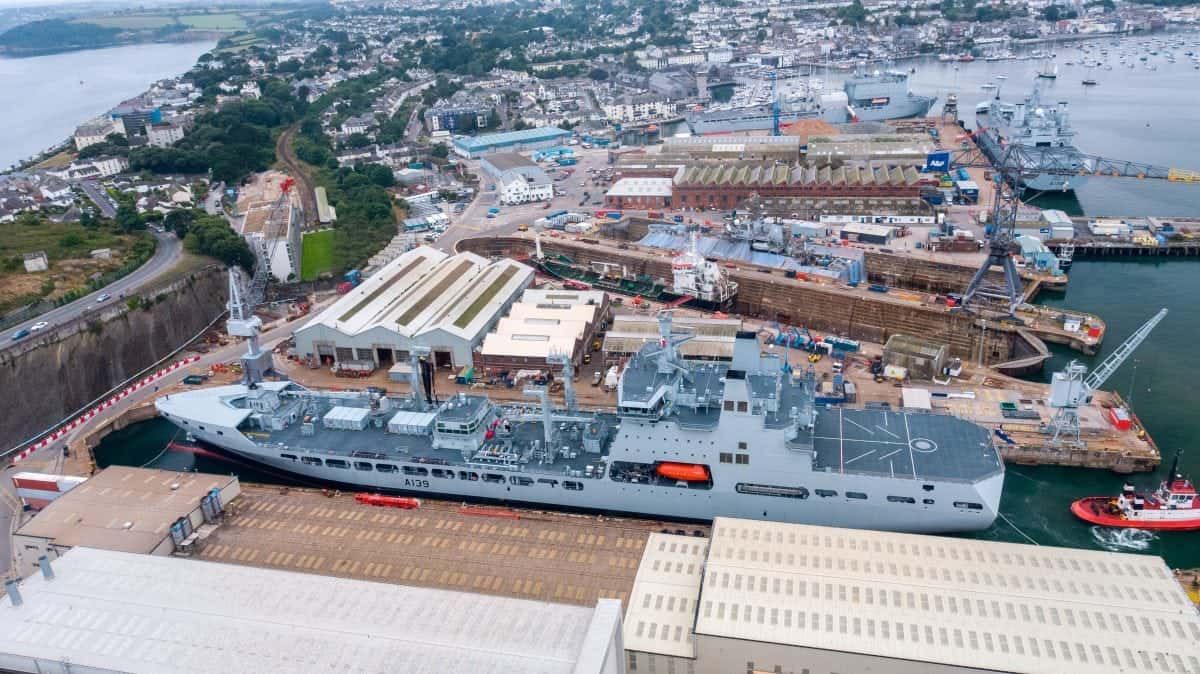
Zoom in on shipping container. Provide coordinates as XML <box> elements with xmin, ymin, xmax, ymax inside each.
<box><xmin>1107</xmin><ymin>407</ymin><xmax>1132</xmax><ymax>431</ymax></box>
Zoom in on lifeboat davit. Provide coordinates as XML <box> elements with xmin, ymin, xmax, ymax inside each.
<box><xmin>656</xmin><ymin>462</ymin><xmax>710</xmax><ymax>482</ymax></box>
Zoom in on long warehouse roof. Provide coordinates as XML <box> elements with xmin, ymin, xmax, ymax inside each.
<box><xmin>299</xmin><ymin>246</ymin><xmax>533</xmax><ymax>342</ymax></box>
<box><xmin>0</xmin><ymin>547</ymin><xmax>621</xmax><ymax>674</ymax></box>
<box><xmin>693</xmin><ymin>517</ymin><xmax>1200</xmax><ymax>674</ymax></box>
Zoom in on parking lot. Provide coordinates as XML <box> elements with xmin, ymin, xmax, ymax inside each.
<box><xmin>435</xmin><ymin>147</ymin><xmax>616</xmax><ymax>252</ymax></box>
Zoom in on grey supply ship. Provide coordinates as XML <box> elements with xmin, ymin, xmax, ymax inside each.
<box><xmin>158</xmin><ymin>307</ymin><xmax>1004</xmax><ymax>534</ymax></box>
<box><xmin>838</xmin><ymin>69</ymin><xmax>936</xmax><ymax>123</ymax></box>
<box><xmin>974</xmin><ymin>81</ymin><xmax>1090</xmax><ymax>192</ymax></box>
<box><xmin>685</xmin><ymin>69</ymin><xmax>934</xmax><ymax>134</ymax></box>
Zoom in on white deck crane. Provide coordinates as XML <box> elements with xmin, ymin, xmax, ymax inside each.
<box><xmin>1045</xmin><ymin>308</ymin><xmax>1167</xmax><ymax>445</ymax></box>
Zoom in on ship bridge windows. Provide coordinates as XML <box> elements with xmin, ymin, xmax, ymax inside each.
<box><xmin>537</xmin><ymin>478</ymin><xmax>559</xmax><ymax>487</ymax></box>
<box><xmin>459</xmin><ymin>471</ymin><xmax>480</xmax><ymax>481</ymax></box>
<box><xmin>355</xmin><ymin>462</ymin><xmax>373</xmax><ymax>471</ymax></box>
<box><xmin>281</xmin><ymin>454</ymin><xmax>298</xmax><ymax>461</ymax></box>
<box><xmin>483</xmin><ymin>473</ymin><xmax>505</xmax><ymax>484</ymax></box>
<box><xmin>564</xmin><ymin>481</ymin><xmax>584</xmax><ymax>491</ymax></box>
<box><xmin>403</xmin><ymin>466</ymin><xmax>429</xmax><ymax>476</ymax></box>
<box><xmin>431</xmin><ymin>468</ymin><xmax>454</xmax><ymax>479</ymax></box>
<box><xmin>375</xmin><ymin>463</ymin><xmax>398</xmax><ymax>473</ymax></box>
<box><xmin>326</xmin><ymin>459</ymin><xmax>349</xmax><ymax>469</ymax></box>
<box><xmin>301</xmin><ymin>456</ymin><xmax>322</xmax><ymax>466</ymax></box>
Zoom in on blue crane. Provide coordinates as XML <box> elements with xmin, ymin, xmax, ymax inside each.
<box><xmin>769</xmin><ymin>71</ymin><xmax>781</xmax><ymax>136</ymax></box>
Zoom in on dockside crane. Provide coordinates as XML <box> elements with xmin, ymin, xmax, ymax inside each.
<box><xmin>951</xmin><ymin>144</ymin><xmax>1199</xmax><ymax>318</ymax></box>
<box><xmin>1044</xmin><ymin>308</ymin><xmax>1167</xmax><ymax>446</ymax></box>
<box><xmin>769</xmin><ymin>70</ymin><xmax>781</xmax><ymax>137</ymax></box>
<box><xmin>228</xmin><ymin>176</ymin><xmax>298</xmax><ymax>384</ymax></box>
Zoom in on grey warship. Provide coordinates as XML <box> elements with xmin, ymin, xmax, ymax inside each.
<box><xmin>157</xmin><ymin>313</ymin><xmax>1004</xmax><ymax>533</ymax></box>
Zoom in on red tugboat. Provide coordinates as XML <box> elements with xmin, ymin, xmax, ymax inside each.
<box><xmin>1072</xmin><ymin>453</ymin><xmax>1200</xmax><ymax>531</ymax></box>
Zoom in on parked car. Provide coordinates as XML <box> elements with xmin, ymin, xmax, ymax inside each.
<box><xmin>182</xmin><ymin>374</ymin><xmax>207</xmax><ymax>385</ymax></box>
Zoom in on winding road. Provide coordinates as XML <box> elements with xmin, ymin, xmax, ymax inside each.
<box><xmin>1</xmin><ymin>229</ymin><xmax>182</xmax><ymax>350</ymax></box>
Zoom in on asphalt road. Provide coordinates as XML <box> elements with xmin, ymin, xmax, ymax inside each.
<box><xmin>79</xmin><ymin>179</ymin><xmax>117</xmax><ymax>218</ymax></box>
<box><xmin>1</xmin><ymin>229</ymin><xmax>182</xmax><ymax>348</ymax></box>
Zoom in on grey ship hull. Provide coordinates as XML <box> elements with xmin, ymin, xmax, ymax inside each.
<box><xmin>845</xmin><ymin>95</ymin><xmax>936</xmax><ymax>123</ymax></box>
<box><xmin>196</xmin><ymin>440</ymin><xmax>1001</xmax><ymax>534</ymax></box>
<box><xmin>158</xmin><ymin>384</ymin><xmax>1004</xmax><ymax>535</ymax></box>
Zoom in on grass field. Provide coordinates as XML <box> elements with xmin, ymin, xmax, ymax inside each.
<box><xmin>0</xmin><ymin>219</ymin><xmax>135</xmax><ymax>313</ymax></box>
<box><xmin>75</xmin><ymin>12</ymin><xmax>247</xmax><ymax>31</ymax></box>
<box><xmin>301</xmin><ymin>229</ymin><xmax>336</xmax><ymax>281</ymax></box>
<box><xmin>179</xmin><ymin>13</ymin><xmax>247</xmax><ymax>30</ymax></box>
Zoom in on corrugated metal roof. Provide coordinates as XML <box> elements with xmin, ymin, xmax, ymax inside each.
<box><xmin>622</xmin><ymin>533</ymin><xmax>707</xmax><ymax>658</ymax></box>
<box><xmin>0</xmin><ymin>547</ymin><xmax>615</xmax><ymax>674</ymax></box>
<box><xmin>453</xmin><ymin>127</ymin><xmax>571</xmax><ymax>151</ymax></box>
<box><xmin>695</xmin><ymin>517</ymin><xmax>1200</xmax><ymax>674</ymax></box>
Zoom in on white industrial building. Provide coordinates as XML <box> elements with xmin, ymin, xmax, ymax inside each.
<box><xmin>0</xmin><ymin>547</ymin><xmax>626</xmax><ymax>674</ymax></box>
<box><xmin>239</xmin><ymin>198</ymin><xmax>302</xmax><ymax>283</ymax></box>
<box><xmin>476</xmin><ymin>288</ymin><xmax>608</xmax><ymax>374</ymax></box>
<box><xmin>602</xmin><ymin>315</ymin><xmax>740</xmax><ymax>364</ymax></box>
<box><xmin>480</xmin><ymin>152</ymin><xmax>555</xmax><ymax>205</ymax></box>
<box><xmin>624</xmin><ymin>517</ymin><xmax>1200</xmax><ymax>674</ymax></box>
<box><xmin>293</xmin><ymin>247</ymin><xmax>534</xmax><ymax>370</ymax></box>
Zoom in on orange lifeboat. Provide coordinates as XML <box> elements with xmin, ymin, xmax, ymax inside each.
<box><xmin>656</xmin><ymin>462</ymin><xmax>710</xmax><ymax>482</ymax></box>
<box><xmin>355</xmin><ymin>493</ymin><xmax>421</xmax><ymax>509</ymax></box>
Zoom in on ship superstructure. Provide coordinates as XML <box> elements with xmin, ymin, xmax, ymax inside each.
<box><xmin>974</xmin><ymin>82</ymin><xmax>1091</xmax><ymax>191</ymax></box>
<box><xmin>157</xmin><ymin>314</ymin><xmax>1005</xmax><ymax>534</ymax></box>
<box><xmin>671</xmin><ymin>232</ymin><xmax>738</xmax><ymax>306</ymax></box>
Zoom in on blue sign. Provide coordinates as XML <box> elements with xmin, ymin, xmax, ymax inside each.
<box><xmin>923</xmin><ymin>151</ymin><xmax>951</xmax><ymax>173</ymax></box>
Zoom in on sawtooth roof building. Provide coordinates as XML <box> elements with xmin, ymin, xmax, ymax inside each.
<box><xmin>293</xmin><ymin>247</ymin><xmax>534</xmax><ymax>370</ymax></box>
<box><xmin>671</xmin><ymin>162</ymin><xmax>923</xmax><ymax>211</ymax></box>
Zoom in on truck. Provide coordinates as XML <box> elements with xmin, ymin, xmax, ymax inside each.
<box><xmin>344</xmin><ymin>269</ymin><xmax>363</xmax><ymax>287</ymax></box>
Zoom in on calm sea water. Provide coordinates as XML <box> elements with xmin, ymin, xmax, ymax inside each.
<box><xmin>0</xmin><ymin>41</ymin><xmax>215</xmax><ymax>169</ymax></box>
<box><xmin>90</xmin><ymin>32</ymin><xmax>1200</xmax><ymax>567</ymax></box>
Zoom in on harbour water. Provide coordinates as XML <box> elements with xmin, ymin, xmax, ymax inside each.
<box><xmin>0</xmin><ymin>41</ymin><xmax>216</xmax><ymax>170</ymax></box>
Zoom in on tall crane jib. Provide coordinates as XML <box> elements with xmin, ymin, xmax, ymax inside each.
<box><xmin>1045</xmin><ymin>308</ymin><xmax>1167</xmax><ymax>445</ymax></box>
<box><xmin>953</xmin><ymin>139</ymin><xmax>1199</xmax><ymax>318</ymax></box>
<box><xmin>227</xmin><ymin>175</ymin><xmax>297</xmax><ymax>385</ymax></box>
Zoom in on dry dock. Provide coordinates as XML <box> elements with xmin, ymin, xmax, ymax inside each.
<box><xmin>459</xmin><ymin>233</ymin><xmax>1103</xmax><ymax>368</ymax></box>
<box><xmin>193</xmin><ymin>484</ymin><xmax>701</xmax><ymax>607</ymax></box>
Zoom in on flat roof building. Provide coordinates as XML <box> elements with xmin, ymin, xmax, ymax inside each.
<box><xmin>10</xmin><ymin>466</ymin><xmax>240</xmax><ymax>579</ymax></box>
<box><xmin>603</xmin><ymin>315</ymin><xmax>741</xmax><ymax>364</ymax></box>
<box><xmin>0</xmin><ymin>547</ymin><xmax>626</xmax><ymax>674</ymax></box>
<box><xmin>624</xmin><ymin>517</ymin><xmax>1200</xmax><ymax>674</ymax></box>
<box><xmin>481</xmin><ymin>152</ymin><xmax>555</xmax><ymax>205</ymax></box>
<box><xmin>476</xmin><ymin>288</ymin><xmax>609</xmax><ymax>374</ymax></box>
<box><xmin>662</xmin><ymin>135</ymin><xmax>803</xmax><ymax>162</ymax></box>
<box><xmin>294</xmin><ymin>246</ymin><xmax>534</xmax><ymax>370</ymax></box>
<box><xmin>452</xmin><ymin>127</ymin><xmax>572</xmax><ymax>158</ymax></box>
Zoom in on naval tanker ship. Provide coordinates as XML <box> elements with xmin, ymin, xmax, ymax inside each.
<box><xmin>158</xmin><ymin>311</ymin><xmax>1004</xmax><ymax>534</ymax></box>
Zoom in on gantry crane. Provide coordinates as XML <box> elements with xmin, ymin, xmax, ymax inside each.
<box><xmin>951</xmin><ymin>144</ymin><xmax>1199</xmax><ymax>318</ymax></box>
<box><xmin>1044</xmin><ymin>308</ymin><xmax>1167</xmax><ymax>445</ymax></box>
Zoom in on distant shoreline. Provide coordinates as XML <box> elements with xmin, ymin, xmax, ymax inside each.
<box><xmin>0</xmin><ymin>33</ymin><xmax>223</xmax><ymax>59</ymax></box>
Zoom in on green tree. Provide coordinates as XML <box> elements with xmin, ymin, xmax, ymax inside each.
<box><xmin>115</xmin><ymin>203</ymin><xmax>144</xmax><ymax>233</ymax></box>
<box><xmin>430</xmin><ymin>142</ymin><xmax>449</xmax><ymax>159</ymax></box>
